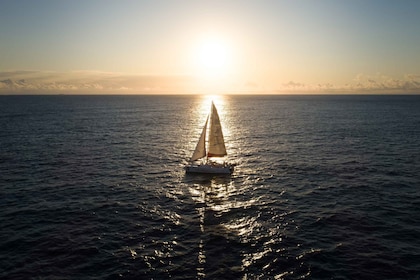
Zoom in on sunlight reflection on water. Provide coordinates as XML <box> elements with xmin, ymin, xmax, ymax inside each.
<box><xmin>185</xmin><ymin>174</ymin><xmax>275</xmax><ymax>279</ymax></box>
<box><xmin>183</xmin><ymin>92</ymin><xmax>288</xmax><ymax>278</ymax></box>
<box><xmin>4</xmin><ymin>95</ymin><xmax>418</xmax><ymax>279</ymax></box>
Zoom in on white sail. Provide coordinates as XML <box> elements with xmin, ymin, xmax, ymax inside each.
<box><xmin>191</xmin><ymin>116</ymin><xmax>208</xmax><ymax>161</ymax></box>
<box><xmin>208</xmin><ymin>102</ymin><xmax>227</xmax><ymax>157</ymax></box>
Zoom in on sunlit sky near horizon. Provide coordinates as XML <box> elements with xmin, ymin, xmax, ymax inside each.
<box><xmin>1</xmin><ymin>0</ymin><xmax>420</xmax><ymax>94</ymax></box>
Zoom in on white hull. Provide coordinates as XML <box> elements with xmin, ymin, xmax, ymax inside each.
<box><xmin>185</xmin><ymin>163</ymin><xmax>233</xmax><ymax>174</ymax></box>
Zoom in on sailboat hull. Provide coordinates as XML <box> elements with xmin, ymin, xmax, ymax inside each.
<box><xmin>185</xmin><ymin>163</ymin><xmax>233</xmax><ymax>174</ymax></box>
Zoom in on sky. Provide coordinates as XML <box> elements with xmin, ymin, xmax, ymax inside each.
<box><xmin>1</xmin><ymin>0</ymin><xmax>420</xmax><ymax>94</ymax></box>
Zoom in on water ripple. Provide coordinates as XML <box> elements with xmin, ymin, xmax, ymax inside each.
<box><xmin>1</xmin><ymin>95</ymin><xmax>420</xmax><ymax>279</ymax></box>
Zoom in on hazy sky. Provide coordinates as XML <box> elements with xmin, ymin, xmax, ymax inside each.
<box><xmin>1</xmin><ymin>0</ymin><xmax>420</xmax><ymax>94</ymax></box>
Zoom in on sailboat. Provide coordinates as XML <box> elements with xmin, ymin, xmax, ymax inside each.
<box><xmin>185</xmin><ymin>102</ymin><xmax>234</xmax><ymax>174</ymax></box>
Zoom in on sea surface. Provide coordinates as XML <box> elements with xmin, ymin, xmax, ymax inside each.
<box><xmin>1</xmin><ymin>94</ymin><xmax>420</xmax><ymax>280</ymax></box>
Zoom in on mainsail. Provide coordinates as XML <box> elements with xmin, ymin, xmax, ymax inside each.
<box><xmin>191</xmin><ymin>117</ymin><xmax>208</xmax><ymax>161</ymax></box>
<box><xmin>207</xmin><ymin>102</ymin><xmax>227</xmax><ymax>157</ymax></box>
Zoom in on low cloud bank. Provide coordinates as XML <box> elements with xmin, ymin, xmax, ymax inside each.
<box><xmin>0</xmin><ymin>71</ymin><xmax>196</xmax><ymax>94</ymax></box>
<box><xmin>1</xmin><ymin>70</ymin><xmax>419</xmax><ymax>94</ymax></box>
<box><xmin>279</xmin><ymin>73</ymin><xmax>420</xmax><ymax>94</ymax></box>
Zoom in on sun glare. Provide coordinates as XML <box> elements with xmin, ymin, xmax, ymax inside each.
<box><xmin>198</xmin><ymin>41</ymin><xmax>229</xmax><ymax>71</ymax></box>
<box><xmin>196</xmin><ymin>94</ymin><xmax>226</xmax><ymax>125</ymax></box>
<box><xmin>192</xmin><ymin>36</ymin><xmax>234</xmax><ymax>80</ymax></box>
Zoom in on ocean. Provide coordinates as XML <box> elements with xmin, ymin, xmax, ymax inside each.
<box><xmin>1</xmin><ymin>94</ymin><xmax>420</xmax><ymax>279</ymax></box>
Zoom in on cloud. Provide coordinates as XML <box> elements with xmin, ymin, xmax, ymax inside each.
<box><xmin>1</xmin><ymin>70</ymin><xmax>420</xmax><ymax>94</ymax></box>
<box><xmin>0</xmin><ymin>70</ymin><xmax>197</xmax><ymax>94</ymax></box>
<box><xmin>277</xmin><ymin>73</ymin><xmax>420</xmax><ymax>94</ymax></box>
<box><xmin>350</xmin><ymin>73</ymin><xmax>420</xmax><ymax>92</ymax></box>
<box><xmin>279</xmin><ymin>81</ymin><xmax>334</xmax><ymax>92</ymax></box>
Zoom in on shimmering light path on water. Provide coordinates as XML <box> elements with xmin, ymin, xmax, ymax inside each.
<box><xmin>1</xmin><ymin>95</ymin><xmax>420</xmax><ymax>279</ymax></box>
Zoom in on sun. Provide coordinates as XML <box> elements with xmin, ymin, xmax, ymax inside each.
<box><xmin>192</xmin><ymin>36</ymin><xmax>234</xmax><ymax>79</ymax></box>
<box><xmin>197</xmin><ymin>41</ymin><xmax>229</xmax><ymax>72</ymax></box>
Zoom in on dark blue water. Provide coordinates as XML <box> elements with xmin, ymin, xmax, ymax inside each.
<box><xmin>1</xmin><ymin>95</ymin><xmax>420</xmax><ymax>279</ymax></box>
